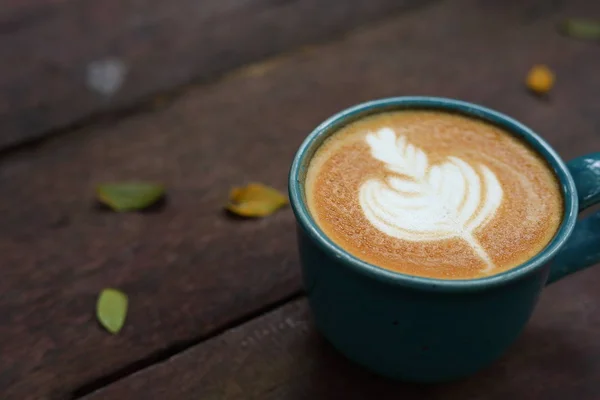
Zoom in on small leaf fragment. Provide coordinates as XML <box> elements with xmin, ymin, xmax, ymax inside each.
<box><xmin>526</xmin><ymin>65</ymin><xmax>555</xmax><ymax>95</ymax></box>
<box><xmin>96</xmin><ymin>288</ymin><xmax>128</xmax><ymax>334</ymax></box>
<box><xmin>560</xmin><ymin>19</ymin><xmax>600</xmax><ymax>40</ymax></box>
<box><xmin>96</xmin><ymin>182</ymin><xmax>165</xmax><ymax>212</ymax></box>
<box><xmin>226</xmin><ymin>183</ymin><xmax>288</xmax><ymax>217</ymax></box>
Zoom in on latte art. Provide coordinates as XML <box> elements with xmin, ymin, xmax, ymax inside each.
<box><xmin>359</xmin><ymin>128</ymin><xmax>502</xmax><ymax>271</ymax></box>
<box><xmin>305</xmin><ymin>110</ymin><xmax>563</xmax><ymax>280</ymax></box>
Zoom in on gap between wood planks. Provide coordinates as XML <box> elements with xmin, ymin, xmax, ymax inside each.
<box><xmin>0</xmin><ymin>1</ymin><xmax>438</xmax><ymax>163</ymax></box>
<box><xmin>70</xmin><ymin>290</ymin><xmax>304</xmax><ymax>399</ymax></box>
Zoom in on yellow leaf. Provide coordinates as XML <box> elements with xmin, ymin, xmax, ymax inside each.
<box><xmin>526</xmin><ymin>65</ymin><xmax>555</xmax><ymax>95</ymax></box>
<box><xmin>226</xmin><ymin>183</ymin><xmax>288</xmax><ymax>217</ymax></box>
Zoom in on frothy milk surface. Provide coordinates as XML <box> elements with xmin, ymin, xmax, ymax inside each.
<box><xmin>305</xmin><ymin>111</ymin><xmax>563</xmax><ymax>279</ymax></box>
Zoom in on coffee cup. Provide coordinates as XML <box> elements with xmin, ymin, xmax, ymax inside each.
<box><xmin>288</xmin><ymin>97</ymin><xmax>600</xmax><ymax>382</ymax></box>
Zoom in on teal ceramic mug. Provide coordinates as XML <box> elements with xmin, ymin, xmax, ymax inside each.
<box><xmin>288</xmin><ymin>97</ymin><xmax>600</xmax><ymax>383</ymax></box>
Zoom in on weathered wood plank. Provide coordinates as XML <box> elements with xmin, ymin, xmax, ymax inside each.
<box><xmin>1</xmin><ymin>0</ymin><xmax>599</xmax><ymax>398</ymax></box>
<box><xmin>0</xmin><ymin>0</ymin><xmax>427</xmax><ymax>150</ymax></box>
<box><xmin>84</xmin><ymin>268</ymin><xmax>600</xmax><ymax>399</ymax></box>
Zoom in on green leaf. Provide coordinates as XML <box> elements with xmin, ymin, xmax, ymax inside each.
<box><xmin>560</xmin><ymin>19</ymin><xmax>600</xmax><ymax>40</ymax></box>
<box><xmin>96</xmin><ymin>182</ymin><xmax>165</xmax><ymax>212</ymax></box>
<box><xmin>96</xmin><ymin>288</ymin><xmax>128</xmax><ymax>334</ymax></box>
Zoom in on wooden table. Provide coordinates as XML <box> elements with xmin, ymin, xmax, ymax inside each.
<box><xmin>1</xmin><ymin>0</ymin><xmax>599</xmax><ymax>399</ymax></box>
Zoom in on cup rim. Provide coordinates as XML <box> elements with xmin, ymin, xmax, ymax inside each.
<box><xmin>288</xmin><ymin>96</ymin><xmax>579</xmax><ymax>292</ymax></box>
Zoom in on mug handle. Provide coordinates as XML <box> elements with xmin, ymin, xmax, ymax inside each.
<box><xmin>547</xmin><ymin>152</ymin><xmax>600</xmax><ymax>284</ymax></box>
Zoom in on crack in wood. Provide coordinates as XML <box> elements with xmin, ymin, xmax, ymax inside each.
<box><xmin>69</xmin><ymin>291</ymin><xmax>304</xmax><ymax>399</ymax></box>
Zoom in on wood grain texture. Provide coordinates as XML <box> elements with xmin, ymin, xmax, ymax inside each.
<box><xmin>0</xmin><ymin>0</ymin><xmax>427</xmax><ymax>150</ymax></box>
<box><xmin>84</xmin><ymin>268</ymin><xmax>600</xmax><ymax>399</ymax></box>
<box><xmin>1</xmin><ymin>0</ymin><xmax>600</xmax><ymax>398</ymax></box>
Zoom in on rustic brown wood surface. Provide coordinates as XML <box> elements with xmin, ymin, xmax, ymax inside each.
<box><xmin>1</xmin><ymin>0</ymin><xmax>599</xmax><ymax>398</ymax></box>
<box><xmin>85</xmin><ymin>267</ymin><xmax>600</xmax><ymax>400</ymax></box>
<box><xmin>0</xmin><ymin>0</ymin><xmax>426</xmax><ymax>150</ymax></box>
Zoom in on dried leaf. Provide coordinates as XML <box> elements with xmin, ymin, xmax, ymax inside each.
<box><xmin>560</xmin><ymin>19</ymin><xmax>600</xmax><ymax>40</ymax></box>
<box><xmin>226</xmin><ymin>183</ymin><xmax>288</xmax><ymax>217</ymax></box>
<box><xmin>96</xmin><ymin>288</ymin><xmax>128</xmax><ymax>334</ymax></box>
<box><xmin>96</xmin><ymin>182</ymin><xmax>165</xmax><ymax>212</ymax></box>
<box><xmin>526</xmin><ymin>65</ymin><xmax>555</xmax><ymax>95</ymax></box>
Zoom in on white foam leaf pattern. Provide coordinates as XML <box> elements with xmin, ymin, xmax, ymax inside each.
<box><xmin>359</xmin><ymin>128</ymin><xmax>503</xmax><ymax>271</ymax></box>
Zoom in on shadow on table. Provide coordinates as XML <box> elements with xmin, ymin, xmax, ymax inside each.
<box><xmin>293</xmin><ymin>322</ymin><xmax>589</xmax><ymax>400</ymax></box>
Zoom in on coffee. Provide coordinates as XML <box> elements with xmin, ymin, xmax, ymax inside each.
<box><xmin>305</xmin><ymin>110</ymin><xmax>563</xmax><ymax>279</ymax></box>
